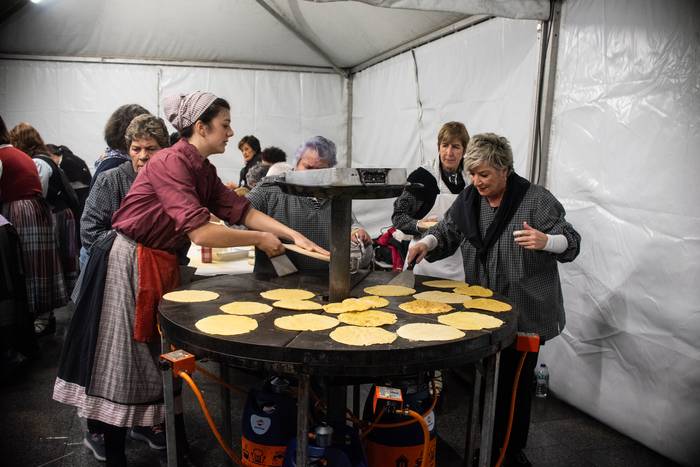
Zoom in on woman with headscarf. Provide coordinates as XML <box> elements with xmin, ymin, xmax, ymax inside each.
<box><xmin>392</xmin><ymin>121</ymin><xmax>470</xmax><ymax>280</ymax></box>
<box><xmin>407</xmin><ymin>133</ymin><xmax>581</xmax><ymax>467</ymax></box>
<box><xmin>53</xmin><ymin>91</ymin><xmax>327</xmax><ymax>466</ymax></box>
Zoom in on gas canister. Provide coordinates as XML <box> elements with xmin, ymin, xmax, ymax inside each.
<box><xmin>241</xmin><ymin>377</ymin><xmax>297</xmax><ymax>467</ymax></box>
<box><xmin>363</xmin><ymin>380</ymin><xmax>437</xmax><ymax>467</ymax></box>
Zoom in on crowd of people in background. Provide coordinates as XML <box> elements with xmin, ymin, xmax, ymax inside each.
<box><xmin>0</xmin><ymin>91</ymin><xmax>580</xmax><ymax>467</ymax></box>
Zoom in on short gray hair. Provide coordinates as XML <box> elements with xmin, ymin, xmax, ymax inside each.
<box><xmin>293</xmin><ymin>136</ymin><xmax>337</xmax><ymax>168</ymax></box>
<box><xmin>125</xmin><ymin>114</ymin><xmax>169</xmax><ymax>150</ymax></box>
<box><xmin>464</xmin><ymin>133</ymin><xmax>513</xmax><ymax>173</ymax></box>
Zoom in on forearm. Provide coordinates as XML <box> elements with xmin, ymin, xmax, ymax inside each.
<box><xmin>425</xmin><ymin>214</ymin><xmax>464</xmax><ymax>261</ymax></box>
<box><xmin>242</xmin><ymin>208</ymin><xmax>298</xmax><ymax>241</ymax></box>
<box><xmin>187</xmin><ymin>221</ymin><xmax>264</xmax><ymax>247</ymax></box>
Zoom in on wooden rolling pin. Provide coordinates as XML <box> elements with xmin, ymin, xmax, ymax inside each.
<box><xmin>283</xmin><ymin>243</ymin><xmax>330</xmax><ymax>262</ymax></box>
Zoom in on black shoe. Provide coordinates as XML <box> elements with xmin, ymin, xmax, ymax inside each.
<box><xmin>83</xmin><ymin>431</ymin><xmax>107</xmax><ymax>462</ymax></box>
<box><xmin>34</xmin><ymin>315</ymin><xmax>56</xmax><ymax>337</ymax></box>
<box><xmin>129</xmin><ymin>424</ymin><xmax>166</xmax><ymax>450</ymax></box>
<box><xmin>504</xmin><ymin>450</ymin><xmax>532</xmax><ymax>467</ymax></box>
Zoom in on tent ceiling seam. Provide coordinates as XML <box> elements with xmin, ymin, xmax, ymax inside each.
<box><xmin>350</xmin><ymin>15</ymin><xmax>493</xmax><ymax>74</ymax></box>
<box><xmin>0</xmin><ymin>54</ymin><xmax>338</xmax><ymax>75</ymax></box>
<box><xmin>254</xmin><ymin>0</ymin><xmax>349</xmax><ymax>78</ymax></box>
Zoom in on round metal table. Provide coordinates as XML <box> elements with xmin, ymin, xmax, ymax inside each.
<box><xmin>159</xmin><ymin>271</ymin><xmax>517</xmax><ymax>467</ymax></box>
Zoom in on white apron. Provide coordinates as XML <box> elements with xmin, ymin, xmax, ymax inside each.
<box><xmin>409</xmin><ymin>192</ymin><xmax>465</xmax><ymax>281</ymax></box>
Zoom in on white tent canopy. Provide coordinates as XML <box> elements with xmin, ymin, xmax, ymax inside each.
<box><xmin>1</xmin><ymin>1</ymin><xmax>698</xmax><ymax>465</ymax></box>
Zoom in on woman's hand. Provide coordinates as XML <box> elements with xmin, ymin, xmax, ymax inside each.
<box><xmin>513</xmin><ymin>221</ymin><xmax>547</xmax><ymax>250</ymax></box>
<box><xmin>417</xmin><ymin>216</ymin><xmax>439</xmax><ymax>232</ymax></box>
<box><xmin>291</xmin><ymin>233</ymin><xmax>330</xmax><ymax>257</ymax></box>
<box><xmin>406</xmin><ymin>243</ymin><xmax>429</xmax><ymax>265</ymax></box>
<box><xmin>255</xmin><ymin>232</ymin><xmax>285</xmax><ymax>257</ymax></box>
<box><xmin>351</xmin><ymin>228</ymin><xmax>372</xmax><ymax>246</ymax></box>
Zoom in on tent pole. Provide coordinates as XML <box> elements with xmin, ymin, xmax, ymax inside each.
<box><xmin>346</xmin><ymin>74</ymin><xmax>354</xmax><ymax>168</ymax></box>
<box><xmin>529</xmin><ymin>0</ymin><xmax>562</xmax><ymax>186</ymax></box>
<box><xmin>254</xmin><ymin>0</ymin><xmax>349</xmax><ymax>79</ymax></box>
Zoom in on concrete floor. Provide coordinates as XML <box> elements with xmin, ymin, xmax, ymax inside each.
<box><xmin>0</xmin><ymin>306</ymin><xmax>681</xmax><ymax>467</ymax></box>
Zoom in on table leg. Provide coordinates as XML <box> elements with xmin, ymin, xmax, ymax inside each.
<box><xmin>464</xmin><ymin>363</ymin><xmax>482</xmax><ymax>467</ymax></box>
<box><xmin>220</xmin><ymin>363</ymin><xmax>233</xmax><ymax>466</ymax></box>
<box><xmin>329</xmin><ymin>197</ymin><xmax>352</xmax><ymax>302</ymax></box>
<box><xmin>161</xmin><ymin>336</ymin><xmax>179</xmax><ymax>467</ymax></box>
<box><xmin>352</xmin><ymin>385</ymin><xmax>361</xmax><ymax>418</ymax></box>
<box><xmin>478</xmin><ymin>352</ymin><xmax>500</xmax><ymax>467</ymax></box>
<box><xmin>296</xmin><ymin>373</ymin><xmax>311</xmax><ymax>467</ymax></box>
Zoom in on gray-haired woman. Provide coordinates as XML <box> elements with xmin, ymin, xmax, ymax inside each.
<box><xmin>407</xmin><ymin>132</ymin><xmax>581</xmax><ymax>466</ymax></box>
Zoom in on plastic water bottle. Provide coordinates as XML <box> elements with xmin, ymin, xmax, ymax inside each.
<box><xmin>535</xmin><ymin>363</ymin><xmax>549</xmax><ymax>398</ymax></box>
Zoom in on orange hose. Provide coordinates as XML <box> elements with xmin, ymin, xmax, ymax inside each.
<box><xmin>177</xmin><ymin>371</ymin><xmax>243</xmax><ymax>466</ymax></box>
<box><xmin>494</xmin><ymin>351</ymin><xmax>528</xmax><ymax>467</ymax></box>
<box><xmin>405</xmin><ymin>409</ymin><xmax>431</xmax><ymax>467</ymax></box>
<box><xmin>361</xmin><ymin>380</ymin><xmax>439</xmax><ymax>439</ymax></box>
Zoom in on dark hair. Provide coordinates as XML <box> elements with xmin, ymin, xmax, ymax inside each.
<box><xmin>238</xmin><ymin>135</ymin><xmax>261</xmax><ymax>154</ymax></box>
<box><xmin>179</xmin><ymin>98</ymin><xmax>230</xmax><ymax>138</ymax></box>
<box><xmin>169</xmin><ymin>131</ymin><xmax>181</xmax><ymax>146</ymax></box>
<box><xmin>0</xmin><ymin>114</ymin><xmax>9</xmax><ymax>145</ymax></box>
<box><xmin>9</xmin><ymin>122</ymin><xmax>54</xmax><ymax>157</ymax></box>
<box><xmin>261</xmin><ymin>146</ymin><xmax>287</xmax><ymax>164</ymax></box>
<box><xmin>104</xmin><ymin>104</ymin><xmax>150</xmax><ymax>152</ymax></box>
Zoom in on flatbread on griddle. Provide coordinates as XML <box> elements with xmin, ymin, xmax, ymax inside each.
<box><xmin>274</xmin><ymin>313</ymin><xmax>339</xmax><ymax>331</ymax></box>
<box><xmin>162</xmin><ymin>290</ymin><xmax>220</xmax><ymax>302</ymax></box>
<box><xmin>272</xmin><ymin>299</ymin><xmax>323</xmax><ymax>311</ymax></box>
<box><xmin>337</xmin><ymin>310</ymin><xmax>397</xmax><ymax>327</ymax></box>
<box><xmin>363</xmin><ymin>285</ymin><xmax>416</xmax><ymax>297</ymax></box>
<box><xmin>422</xmin><ymin>279</ymin><xmax>470</xmax><ymax>289</ymax></box>
<box><xmin>260</xmin><ymin>288</ymin><xmax>315</xmax><ymax>301</ymax></box>
<box><xmin>356</xmin><ymin>295</ymin><xmax>390</xmax><ymax>308</ymax></box>
<box><xmin>396</xmin><ymin>323</ymin><xmax>465</xmax><ymax>342</ymax></box>
<box><xmin>412</xmin><ymin>290</ymin><xmax>472</xmax><ymax>304</ymax></box>
<box><xmin>453</xmin><ymin>285</ymin><xmax>494</xmax><ymax>297</ymax></box>
<box><xmin>195</xmin><ymin>315</ymin><xmax>258</xmax><ymax>336</ymax></box>
<box><xmin>398</xmin><ymin>299</ymin><xmax>453</xmax><ymax>314</ymax></box>
<box><xmin>464</xmin><ymin>298</ymin><xmax>512</xmax><ymax>312</ymax></box>
<box><xmin>330</xmin><ymin>326</ymin><xmax>397</xmax><ymax>346</ymax></box>
<box><xmin>219</xmin><ymin>301</ymin><xmax>272</xmax><ymax>315</ymax></box>
<box><xmin>438</xmin><ymin>312</ymin><xmax>504</xmax><ymax>330</ymax></box>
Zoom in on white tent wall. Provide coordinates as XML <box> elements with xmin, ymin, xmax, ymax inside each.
<box><xmin>540</xmin><ymin>0</ymin><xmax>700</xmax><ymax>465</ymax></box>
<box><xmin>0</xmin><ymin>60</ymin><xmax>347</xmax><ymax>183</ymax></box>
<box><xmin>351</xmin><ymin>17</ymin><xmax>540</xmax><ymax>236</ymax></box>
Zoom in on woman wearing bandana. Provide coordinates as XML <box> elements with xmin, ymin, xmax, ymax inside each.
<box><xmin>391</xmin><ymin>121</ymin><xmax>470</xmax><ymax>280</ymax></box>
<box><xmin>53</xmin><ymin>91</ymin><xmax>328</xmax><ymax>466</ymax></box>
<box><xmin>407</xmin><ymin>133</ymin><xmax>581</xmax><ymax>467</ymax></box>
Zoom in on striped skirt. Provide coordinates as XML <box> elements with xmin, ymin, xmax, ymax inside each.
<box><xmin>53</xmin><ymin>233</ymin><xmax>165</xmax><ymax>427</ymax></box>
<box><xmin>1</xmin><ymin>198</ymin><xmax>67</xmax><ymax>316</ymax></box>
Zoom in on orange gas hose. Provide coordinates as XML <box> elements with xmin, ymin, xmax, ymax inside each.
<box><xmin>405</xmin><ymin>409</ymin><xmax>431</xmax><ymax>467</ymax></box>
<box><xmin>494</xmin><ymin>351</ymin><xmax>528</xmax><ymax>467</ymax></box>
<box><xmin>177</xmin><ymin>371</ymin><xmax>243</xmax><ymax>466</ymax></box>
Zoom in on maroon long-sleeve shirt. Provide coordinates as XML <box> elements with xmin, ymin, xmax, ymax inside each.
<box><xmin>0</xmin><ymin>145</ymin><xmax>42</xmax><ymax>202</ymax></box>
<box><xmin>112</xmin><ymin>139</ymin><xmax>251</xmax><ymax>252</ymax></box>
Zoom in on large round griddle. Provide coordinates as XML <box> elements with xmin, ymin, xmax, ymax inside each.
<box><xmin>159</xmin><ymin>271</ymin><xmax>517</xmax><ymax>378</ymax></box>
